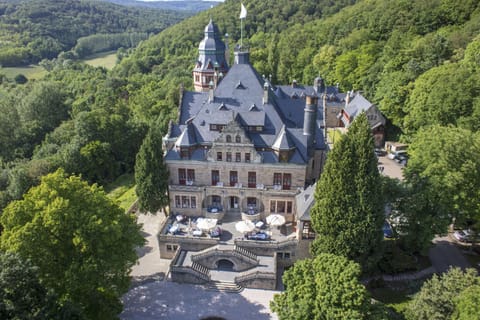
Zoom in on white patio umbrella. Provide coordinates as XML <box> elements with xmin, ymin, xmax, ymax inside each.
<box><xmin>266</xmin><ymin>214</ymin><xmax>286</xmax><ymax>227</ymax></box>
<box><xmin>196</xmin><ymin>218</ymin><xmax>218</xmax><ymax>231</ymax></box>
<box><xmin>235</xmin><ymin>220</ymin><xmax>255</xmax><ymax>233</ymax></box>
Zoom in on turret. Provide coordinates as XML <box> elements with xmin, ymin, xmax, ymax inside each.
<box><xmin>193</xmin><ymin>20</ymin><xmax>229</xmax><ymax>92</ymax></box>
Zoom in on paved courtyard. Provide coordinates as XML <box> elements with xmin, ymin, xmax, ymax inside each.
<box><xmin>122</xmin><ymin>212</ymin><xmax>280</xmax><ymax>320</ymax></box>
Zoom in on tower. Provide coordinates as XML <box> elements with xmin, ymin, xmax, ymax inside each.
<box><xmin>193</xmin><ymin>20</ymin><xmax>229</xmax><ymax>92</ymax></box>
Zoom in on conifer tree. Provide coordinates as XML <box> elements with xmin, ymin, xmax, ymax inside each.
<box><xmin>310</xmin><ymin>113</ymin><xmax>384</xmax><ymax>271</ymax></box>
<box><xmin>135</xmin><ymin>121</ymin><xmax>169</xmax><ymax>214</ymax></box>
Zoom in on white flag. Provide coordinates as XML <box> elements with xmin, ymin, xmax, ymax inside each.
<box><xmin>239</xmin><ymin>3</ymin><xmax>247</xmax><ymax>19</ymax></box>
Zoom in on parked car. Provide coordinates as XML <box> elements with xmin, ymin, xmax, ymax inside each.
<box><xmin>453</xmin><ymin>229</ymin><xmax>472</xmax><ymax>242</ymax></box>
<box><xmin>383</xmin><ymin>221</ymin><xmax>394</xmax><ymax>238</ymax></box>
<box><xmin>374</xmin><ymin>148</ymin><xmax>386</xmax><ymax>157</ymax></box>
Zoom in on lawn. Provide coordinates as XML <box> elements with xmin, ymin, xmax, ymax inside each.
<box><xmin>105</xmin><ymin>173</ymin><xmax>137</xmax><ymax>211</ymax></box>
<box><xmin>326</xmin><ymin>128</ymin><xmax>344</xmax><ymax>145</ymax></box>
<box><xmin>81</xmin><ymin>51</ymin><xmax>118</xmax><ymax>69</ymax></box>
<box><xmin>1</xmin><ymin>65</ymin><xmax>47</xmax><ymax>80</ymax></box>
<box><xmin>370</xmin><ymin>286</ymin><xmax>412</xmax><ymax>316</ymax></box>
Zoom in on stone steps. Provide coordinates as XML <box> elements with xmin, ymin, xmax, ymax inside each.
<box><xmin>205</xmin><ymin>281</ymin><xmax>244</xmax><ymax>293</ymax></box>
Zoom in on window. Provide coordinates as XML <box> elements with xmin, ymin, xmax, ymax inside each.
<box><xmin>217</xmin><ymin>152</ymin><xmax>222</xmax><ymax>161</ymax></box>
<box><xmin>180</xmin><ymin>148</ymin><xmax>189</xmax><ymax>160</ymax></box>
<box><xmin>273</xmin><ymin>173</ymin><xmax>282</xmax><ymax>186</ymax></box>
<box><xmin>166</xmin><ymin>244</ymin><xmax>179</xmax><ymax>252</ymax></box>
<box><xmin>191</xmin><ymin>197</ymin><xmax>196</xmax><ymax>208</ymax></box>
<box><xmin>178</xmin><ymin>169</ymin><xmax>186</xmax><ymax>185</ymax></box>
<box><xmin>195</xmin><ymin>75</ymin><xmax>200</xmax><ymax>82</ymax></box>
<box><xmin>210</xmin><ymin>124</ymin><xmax>218</xmax><ymax>131</ymax></box>
<box><xmin>277</xmin><ymin>201</ymin><xmax>285</xmax><ymax>213</ymax></box>
<box><xmin>270</xmin><ymin>200</ymin><xmax>293</xmax><ymax>213</ymax></box>
<box><xmin>302</xmin><ymin>221</ymin><xmax>316</xmax><ymax>239</ymax></box>
<box><xmin>230</xmin><ymin>171</ymin><xmax>238</xmax><ymax>187</ymax></box>
<box><xmin>175</xmin><ymin>196</ymin><xmax>181</xmax><ymax>208</ymax></box>
<box><xmin>235</xmin><ymin>152</ymin><xmax>241</xmax><ymax>162</ymax></box>
<box><xmin>245</xmin><ymin>153</ymin><xmax>251</xmax><ymax>163</ymax></box>
<box><xmin>211</xmin><ymin>170</ymin><xmax>220</xmax><ymax>186</ymax></box>
<box><xmin>286</xmin><ymin>201</ymin><xmax>293</xmax><ymax>214</ymax></box>
<box><xmin>278</xmin><ymin>252</ymin><xmax>291</xmax><ymax>260</ymax></box>
<box><xmin>279</xmin><ymin>151</ymin><xmax>289</xmax><ymax>162</ymax></box>
<box><xmin>235</xmin><ymin>135</ymin><xmax>241</xmax><ymax>143</ymax></box>
<box><xmin>181</xmin><ymin>196</ymin><xmax>189</xmax><ymax>208</ymax></box>
<box><xmin>283</xmin><ymin>173</ymin><xmax>291</xmax><ymax>190</ymax></box>
<box><xmin>187</xmin><ymin>169</ymin><xmax>195</xmax><ymax>185</ymax></box>
<box><xmin>248</xmin><ymin>172</ymin><xmax>256</xmax><ymax>188</ymax></box>
<box><xmin>226</xmin><ymin>135</ymin><xmax>232</xmax><ymax>142</ymax></box>
<box><xmin>226</xmin><ymin>152</ymin><xmax>232</xmax><ymax>162</ymax></box>
<box><xmin>212</xmin><ymin>195</ymin><xmax>221</xmax><ymax>207</ymax></box>
<box><xmin>247</xmin><ymin>197</ymin><xmax>257</xmax><ymax>208</ymax></box>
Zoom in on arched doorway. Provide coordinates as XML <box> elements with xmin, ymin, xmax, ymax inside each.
<box><xmin>217</xmin><ymin>259</ymin><xmax>234</xmax><ymax>271</ymax></box>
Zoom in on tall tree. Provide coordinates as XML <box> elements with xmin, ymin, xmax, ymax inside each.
<box><xmin>310</xmin><ymin>113</ymin><xmax>384</xmax><ymax>271</ymax></box>
<box><xmin>135</xmin><ymin>121</ymin><xmax>169</xmax><ymax>214</ymax></box>
<box><xmin>452</xmin><ymin>285</ymin><xmax>480</xmax><ymax>320</ymax></box>
<box><xmin>270</xmin><ymin>253</ymin><xmax>377</xmax><ymax>320</ymax></box>
<box><xmin>404</xmin><ymin>268</ymin><xmax>480</xmax><ymax>320</ymax></box>
<box><xmin>0</xmin><ymin>169</ymin><xmax>144</xmax><ymax>320</ymax></box>
<box><xmin>404</xmin><ymin>126</ymin><xmax>480</xmax><ymax>232</ymax></box>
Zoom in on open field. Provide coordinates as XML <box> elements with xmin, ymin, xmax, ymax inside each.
<box><xmin>1</xmin><ymin>65</ymin><xmax>47</xmax><ymax>80</ymax></box>
<box><xmin>82</xmin><ymin>51</ymin><xmax>118</xmax><ymax>69</ymax></box>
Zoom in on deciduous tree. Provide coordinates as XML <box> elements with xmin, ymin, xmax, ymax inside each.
<box><xmin>405</xmin><ymin>268</ymin><xmax>480</xmax><ymax>320</ymax></box>
<box><xmin>271</xmin><ymin>253</ymin><xmax>374</xmax><ymax>320</ymax></box>
<box><xmin>0</xmin><ymin>169</ymin><xmax>144</xmax><ymax>320</ymax></box>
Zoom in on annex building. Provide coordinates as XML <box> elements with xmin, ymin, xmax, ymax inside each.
<box><xmin>159</xmin><ymin>20</ymin><xmax>381</xmax><ymax>290</ymax></box>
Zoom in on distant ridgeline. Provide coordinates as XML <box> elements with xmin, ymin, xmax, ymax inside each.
<box><xmin>0</xmin><ymin>0</ymin><xmax>191</xmax><ymax>66</ymax></box>
<box><xmin>100</xmin><ymin>0</ymin><xmax>222</xmax><ymax>12</ymax></box>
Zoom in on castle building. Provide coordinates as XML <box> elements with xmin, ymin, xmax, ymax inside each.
<box><xmin>159</xmin><ymin>20</ymin><xmax>376</xmax><ymax>290</ymax></box>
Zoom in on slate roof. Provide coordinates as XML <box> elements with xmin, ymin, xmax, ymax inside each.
<box><xmin>167</xmin><ymin>48</ymin><xmax>326</xmax><ymax>164</ymax></box>
<box><xmin>194</xmin><ymin>19</ymin><xmax>228</xmax><ymax>73</ymax></box>
<box><xmin>342</xmin><ymin>93</ymin><xmax>386</xmax><ymax>128</ymax></box>
<box><xmin>295</xmin><ymin>183</ymin><xmax>316</xmax><ymax>221</ymax></box>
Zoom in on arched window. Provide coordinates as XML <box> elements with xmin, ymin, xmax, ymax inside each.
<box><xmin>226</xmin><ymin>135</ymin><xmax>232</xmax><ymax>143</ymax></box>
<box><xmin>235</xmin><ymin>135</ymin><xmax>241</xmax><ymax>143</ymax></box>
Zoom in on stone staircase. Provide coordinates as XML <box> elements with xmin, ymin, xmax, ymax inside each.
<box><xmin>206</xmin><ymin>280</ymin><xmax>244</xmax><ymax>293</ymax></box>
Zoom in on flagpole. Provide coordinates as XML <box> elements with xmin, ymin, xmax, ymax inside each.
<box><xmin>241</xmin><ymin>18</ymin><xmax>243</xmax><ymax>48</ymax></box>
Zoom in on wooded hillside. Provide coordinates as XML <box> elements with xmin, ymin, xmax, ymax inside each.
<box><xmin>0</xmin><ymin>0</ymin><xmax>189</xmax><ymax>66</ymax></box>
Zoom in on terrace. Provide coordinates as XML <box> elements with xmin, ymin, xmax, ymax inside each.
<box><xmin>160</xmin><ymin>210</ymin><xmax>295</xmax><ymax>244</ymax></box>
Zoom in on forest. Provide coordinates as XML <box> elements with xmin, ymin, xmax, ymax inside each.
<box><xmin>0</xmin><ymin>0</ymin><xmax>479</xmax><ymax>318</ymax></box>
<box><xmin>0</xmin><ymin>0</ymin><xmax>190</xmax><ymax>66</ymax></box>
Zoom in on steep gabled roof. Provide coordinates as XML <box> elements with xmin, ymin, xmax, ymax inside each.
<box><xmin>272</xmin><ymin>125</ymin><xmax>295</xmax><ymax>150</ymax></box>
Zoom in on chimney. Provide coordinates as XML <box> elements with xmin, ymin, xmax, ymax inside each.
<box><xmin>224</xmin><ymin>33</ymin><xmax>229</xmax><ymax>66</ymax></box>
<box><xmin>291</xmin><ymin>80</ymin><xmax>297</xmax><ymax>88</ymax></box>
<box><xmin>208</xmin><ymin>80</ymin><xmax>214</xmax><ymax>102</ymax></box>
<box><xmin>303</xmin><ymin>95</ymin><xmax>318</xmax><ymax>136</ymax></box>
<box><xmin>314</xmin><ymin>76</ymin><xmax>325</xmax><ymax>94</ymax></box>
<box><xmin>263</xmin><ymin>82</ymin><xmax>269</xmax><ymax>104</ymax></box>
<box><xmin>304</xmin><ymin>95</ymin><xmax>318</xmax><ymax>155</ymax></box>
<box><xmin>345</xmin><ymin>90</ymin><xmax>352</xmax><ymax>107</ymax></box>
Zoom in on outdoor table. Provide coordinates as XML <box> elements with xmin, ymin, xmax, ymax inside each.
<box><xmin>169</xmin><ymin>225</ymin><xmax>179</xmax><ymax>234</ymax></box>
<box><xmin>192</xmin><ymin>230</ymin><xmax>202</xmax><ymax>236</ymax></box>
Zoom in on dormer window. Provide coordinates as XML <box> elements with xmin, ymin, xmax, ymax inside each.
<box><xmin>235</xmin><ymin>135</ymin><xmax>241</xmax><ymax>143</ymax></box>
<box><xmin>236</xmin><ymin>81</ymin><xmax>245</xmax><ymax>89</ymax></box>
<box><xmin>226</xmin><ymin>135</ymin><xmax>232</xmax><ymax>143</ymax></box>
